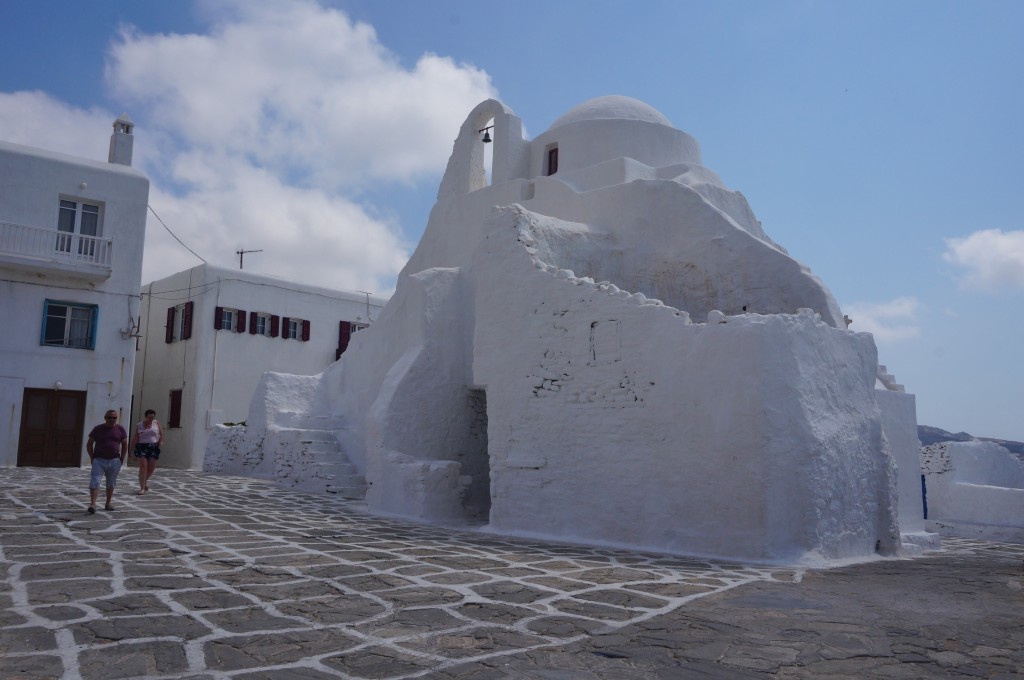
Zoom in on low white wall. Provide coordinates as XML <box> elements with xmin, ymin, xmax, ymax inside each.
<box><xmin>922</xmin><ymin>440</ymin><xmax>1024</xmax><ymax>537</ymax></box>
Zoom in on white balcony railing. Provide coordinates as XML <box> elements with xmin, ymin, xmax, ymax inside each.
<box><xmin>0</xmin><ymin>220</ymin><xmax>113</xmax><ymax>270</ymax></box>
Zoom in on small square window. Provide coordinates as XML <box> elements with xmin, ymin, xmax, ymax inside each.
<box><xmin>42</xmin><ymin>300</ymin><xmax>97</xmax><ymax>349</ymax></box>
<box><xmin>255</xmin><ymin>314</ymin><xmax>269</xmax><ymax>336</ymax></box>
<box><xmin>215</xmin><ymin>306</ymin><xmax>246</xmax><ymax>333</ymax></box>
<box><xmin>286</xmin><ymin>318</ymin><xmax>299</xmax><ymax>339</ymax></box>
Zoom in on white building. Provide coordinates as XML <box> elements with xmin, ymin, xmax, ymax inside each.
<box><xmin>210</xmin><ymin>96</ymin><xmax>927</xmax><ymax>564</ymax></box>
<box><xmin>134</xmin><ymin>264</ymin><xmax>386</xmax><ymax>470</ymax></box>
<box><xmin>0</xmin><ymin>116</ymin><xmax>150</xmax><ymax>468</ymax></box>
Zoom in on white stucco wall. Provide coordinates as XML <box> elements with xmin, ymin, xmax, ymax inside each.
<box><xmin>0</xmin><ymin>139</ymin><xmax>149</xmax><ymax>467</ymax></box>
<box><xmin>321</xmin><ymin>203</ymin><xmax>899</xmax><ymax>563</ymax></box>
<box><xmin>921</xmin><ymin>440</ymin><xmax>1024</xmax><ymax>540</ymax></box>
<box><xmin>531</xmin><ymin>120</ymin><xmax>700</xmax><ymax>180</ymax></box>
<box><xmin>134</xmin><ymin>264</ymin><xmax>385</xmax><ymax>469</ymax></box>
<box><xmin>407</xmin><ymin>99</ymin><xmax>842</xmax><ymax>328</ymax></box>
<box><xmin>876</xmin><ymin>388</ymin><xmax>926</xmax><ymax>534</ymax></box>
<box><xmin>134</xmin><ymin>268</ymin><xmax>198</xmax><ymax>470</ymax></box>
<box><xmin>470</xmin><ymin>208</ymin><xmax>897</xmax><ymax>562</ymax></box>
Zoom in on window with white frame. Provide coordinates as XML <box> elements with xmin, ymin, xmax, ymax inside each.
<box><xmin>214</xmin><ymin>306</ymin><xmax>246</xmax><ymax>333</ymax></box>
<box><xmin>175</xmin><ymin>304</ymin><xmax>188</xmax><ymax>340</ymax></box>
<box><xmin>42</xmin><ymin>300</ymin><xmax>97</xmax><ymax>349</ymax></box>
<box><xmin>57</xmin><ymin>199</ymin><xmax>102</xmax><ymax>256</ymax></box>
<box><xmin>280</xmin><ymin>316</ymin><xmax>310</xmax><ymax>341</ymax></box>
<box><xmin>255</xmin><ymin>313</ymin><xmax>270</xmax><ymax>336</ymax></box>
<box><xmin>164</xmin><ymin>301</ymin><xmax>193</xmax><ymax>344</ymax></box>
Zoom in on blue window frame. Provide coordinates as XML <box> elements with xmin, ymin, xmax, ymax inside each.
<box><xmin>41</xmin><ymin>300</ymin><xmax>98</xmax><ymax>349</ymax></box>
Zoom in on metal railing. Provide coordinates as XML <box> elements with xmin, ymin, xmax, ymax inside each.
<box><xmin>0</xmin><ymin>220</ymin><xmax>113</xmax><ymax>269</ymax></box>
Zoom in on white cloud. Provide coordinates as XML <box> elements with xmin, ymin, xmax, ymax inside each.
<box><xmin>0</xmin><ymin>91</ymin><xmax>113</xmax><ymax>159</ymax></box>
<box><xmin>0</xmin><ymin>0</ymin><xmax>497</xmax><ymax>295</ymax></box>
<box><xmin>105</xmin><ymin>0</ymin><xmax>494</xmax><ymax>190</ymax></box>
<box><xmin>943</xmin><ymin>229</ymin><xmax>1024</xmax><ymax>291</ymax></box>
<box><xmin>843</xmin><ymin>297</ymin><xmax>920</xmax><ymax>342</ymax></box>
<box><xmin>144</xmin><ymin>166</ymin><xmax>409</xmax><ymax>292</ymax></box>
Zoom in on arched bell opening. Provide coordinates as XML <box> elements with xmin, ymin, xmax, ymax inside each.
<box><xmin>437</xmin><ymin>99</ymin><xmax>526</xmax><ymax>200</ymax></box>
<box><xmin>480</xmin><ymin>117</ymin><xmax>495</xmax><ymax>186</ymax></box>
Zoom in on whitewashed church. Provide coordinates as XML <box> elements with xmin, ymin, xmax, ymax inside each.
<box><xmin>208</xmin><ymin>96</ymin><xmax>930</xmax><ymax>564</ymax></box>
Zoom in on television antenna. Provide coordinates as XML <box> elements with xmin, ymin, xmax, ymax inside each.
<box><xmin>236</xmin><ymin>247</ymin><xmax>263</xmax><ymax>269</ymax></box>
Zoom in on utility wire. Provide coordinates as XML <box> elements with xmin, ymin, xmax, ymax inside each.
<box><xmin>143</xmin><ymin>207</ymin><xmax>382</xmax><ymax>307</ymax></box>
<box><xmin>0</xmin><ymin>277</ymin><xmax>140</xmax><ymax>298</ymax></box>
<box><xmin>148</xmin><ymin>204</ymin><xmax>206</xmax><ymax>263</ymax></box>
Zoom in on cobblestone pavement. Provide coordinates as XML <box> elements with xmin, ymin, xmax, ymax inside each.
<box><xmin>1</xmin><ymin>468</ymin><xmax>1022</xmax><ymax>679</ymax></box>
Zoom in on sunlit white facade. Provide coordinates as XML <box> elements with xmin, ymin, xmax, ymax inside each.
<box><xmin>0</xmin><ymin>116</ymin><xmax>149</xmax><ymax>467</ymax></box>
<box><xmin>134</xmin><ymin>264</ymin><xmax>386</xmax><ymax>470</ymax></box>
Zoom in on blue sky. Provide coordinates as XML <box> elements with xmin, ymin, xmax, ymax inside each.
<box><xmin>1</xmin><ymin>0</ymin><xmax>1022</xmax><ymax>440</ymax></box>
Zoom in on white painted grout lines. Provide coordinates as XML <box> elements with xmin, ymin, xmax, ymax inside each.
<box><xmin>8</xmin><ymin>469</ymin><xmax>1020</xmax><ymax>679</ymax></box>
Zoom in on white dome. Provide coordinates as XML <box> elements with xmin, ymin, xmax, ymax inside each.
<box><xmin>548</xmin><ymin>95</ymin><xmax>673</xmax><ymax>130</ymax></box>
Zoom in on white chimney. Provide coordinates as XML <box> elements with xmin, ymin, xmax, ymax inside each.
<box><xmin>108</xmin><ymin>113</ymin><xmax>134</xmax><ymax>166</ymax></box>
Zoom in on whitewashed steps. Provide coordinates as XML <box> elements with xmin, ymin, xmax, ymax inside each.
<box><xmin>270</xmin><ymin>426</ymin><xmax>367</xmax><ymax>500</ymax></box>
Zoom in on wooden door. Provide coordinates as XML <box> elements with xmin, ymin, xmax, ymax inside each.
<box><xmin>17</xmin><ymin>388</ymin><xmax>87</xmax><ymax>467</ymax></box>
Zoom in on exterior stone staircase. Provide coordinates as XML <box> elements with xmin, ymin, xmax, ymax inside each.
<box><xmin>876</xmin><ymin>364</ymin><xmax>905</xmax><ymax>392</ymax></box>
<box><xmin>272</xmin><ymin>413</ymin><xmax>367</xmax><ymax>500</ymax></box>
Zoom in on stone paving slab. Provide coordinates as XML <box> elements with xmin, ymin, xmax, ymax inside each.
<box><xmin>1</xmin><ymin>467</ymin><xmax>1022</xmax><ymax>679</ymax></box>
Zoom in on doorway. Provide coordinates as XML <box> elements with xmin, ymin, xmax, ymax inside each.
<box><xmin>461</xmin><ymin>389</ymin><xmax>491</xmax><ymax>521</ymax></box>
<box><xmin>17</xmin><ymin>388</ymin><xmax>87</xmax><ymax>467</ymax></box>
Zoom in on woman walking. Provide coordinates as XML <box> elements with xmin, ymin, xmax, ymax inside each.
<box><xmin>129</xmin><ymin>409</ymin><xmax>163</xmax><ymax>494</ymax></box>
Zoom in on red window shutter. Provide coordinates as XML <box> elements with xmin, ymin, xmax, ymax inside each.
<box><xmin>214</xmin><ymin>306</ymin><xmax>223</xmax><ymax>330</ymax></box>
<box><xmin>270</xmin><ymin>315</ymin><xmax>280</xmax><ymax>338</ymax></box>
<box><xmin>338</xmin><ymin>320</ymin><xmax>351</xmax><ymax>355</ymax></box>
<box><xmin>301</xmin><ymin>319</ymin><xmax>310</xmax><ymax>342</ymax></box>
<box><xmin>249</xmin><ymin>312</ymin><xmax>258</xmax><ymax>334</ymax></box>
<box><xmin>236</xmin><ymin>310</ymin><xmax>246</xmax><ymax>333</ymax></box>
<box><xmin>165</xmin><ymin>307</ymin><xmax>176</xmax><ymax>344</ymax></box>
<box><xmin>168</xmin><ymin>389</ymin><xmax>183</xmax><ymax>428</ymax></box>
<box><xmin>281</xmin><ymin>317</ymin><xmax>291</xmax><ymax>340</ymax></box>
<box><xmin>182</xmin><ymin>301</ymin><xmax>194</xmax><ymax>339</ymax></box>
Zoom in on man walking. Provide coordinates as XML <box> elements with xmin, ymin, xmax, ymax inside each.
<box><xmin>86</xmin><ymin>409</ymin><xmax>128</xmax><ymax>514</ymax></box>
